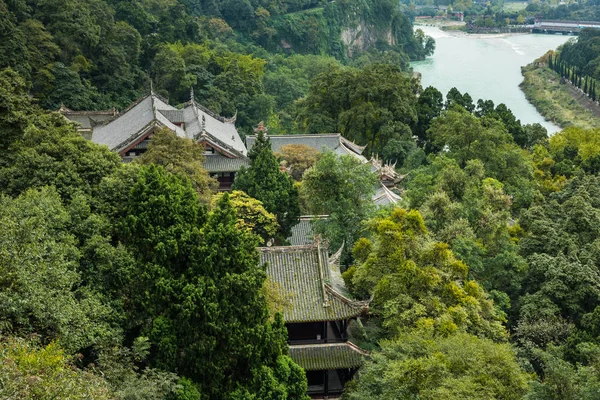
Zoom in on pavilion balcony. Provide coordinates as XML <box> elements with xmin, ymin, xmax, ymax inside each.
<box><xmin>288</xmin><ymin>337</ymin><xmax>346</xmax><ymax>345</ymax></box>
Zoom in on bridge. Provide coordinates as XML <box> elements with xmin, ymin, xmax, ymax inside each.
<box><xmin>532</xmin><ymin>20</ymin><xmax>600</xmax><ymax>35</ymax></box>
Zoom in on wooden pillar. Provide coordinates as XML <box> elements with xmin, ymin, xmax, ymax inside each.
<box><xmin>324</xmin><ymin>370</ymin><xmax>329</xmax><ymax>396</ymax></box>
<box><xmin>342</xmin><ymin>320</ymin><xmax>348</xmax><ymax>338</ymax></box>
<box><xmin>323</xmin><ymin>321</ymin><xmax>328</xmax><ymax>342</ymax></box>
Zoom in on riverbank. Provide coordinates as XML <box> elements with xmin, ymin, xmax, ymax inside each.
<box><xmin>520</xmin><ymin>61</ymin><xmax>600</xmax><ymax>130</ymax></box>
<box><xmin>414</xmin><ymin>19</ymin><xmax>465</xmax><ymax>29</ymax></box>
<box><xmin>412</xmin><ymin>25</ymin><xmax>570</xmax><ymax>132</ymax></box>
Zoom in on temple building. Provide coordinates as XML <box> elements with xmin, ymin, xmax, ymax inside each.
<box><xmin>288</xmin><ymin>215</ymin><xmax>328</xmax><ymax>246</ymax></box>
<box><xmin>246</xmin><ymin>133</ymin><xmax>403</xmax><ymax>206</ymax></box>
<box><xmin>261</xmin><ymin>242</ymin><xmax>370</xmax><ymax>398</ymax></box>
<box><xmin>246</xmin><ymin>133</ymin><xmax>368</xmax><ymax>162</ymax></box>
<box><xmin>61</xmin><ymin>91</ymin><xmax>248</xmax><ymax>191</ymax></box>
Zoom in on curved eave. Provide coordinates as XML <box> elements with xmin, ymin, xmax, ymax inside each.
<box><xmin>289</xmin><ymin>342</ymin><xmax>369</xmax><ymax>371</ymax></box>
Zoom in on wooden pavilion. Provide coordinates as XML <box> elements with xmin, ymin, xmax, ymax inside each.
<box><xmin>260</xmin><ymin>242</ymin><xmax>370</xmax><ymax>398</ymax></box>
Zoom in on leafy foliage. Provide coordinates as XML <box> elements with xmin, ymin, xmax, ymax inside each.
<box><xmin>345</xmin><ymin>208</ymin><xmax>506</xmax><ymax>340</ymax></box>
<box><xmin>296</xmin><ymin>63</ymin><xmax>418</xmax><ymax>157</ymax></box>
<box><xmin>212</xmin><ymin>190</ymin><xmax>279</xmax><ymax>244</ymax></box>
<box><xmin>277</xmin><ymin>143</ymin><xmax>318</xmax><ymax>181</ymax></box>
<box><xmin>0</xmin><ymin>337</ymin><xmax>114</xmax><ymax>399</ymax></box>
<box><xmin>232</xmin><ymin>132</ymin><xmax>300</xmax><ymax>239</ymax></box>
<box><xmin>345</xmin><ymin>332</ymin><xmax>530</xmax><ymax>400</ymax></box>
<box><xmin>136</xmin><ymin>128</ymin><xmax>216</xmax><ymax>203</ymax></box>
<box><xmin>0</xmin><ymin>188</ymin><xmax>114</xmax><ymax>353</ymax></box>
<box><xmin>300</xmin><ymin>151</ymin><xmax>376</xmax><ymax>261</ymax></box>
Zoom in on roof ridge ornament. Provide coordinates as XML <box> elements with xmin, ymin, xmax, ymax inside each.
<box><xmin>328</xmin><ymin>242</ymin><xmax>344</xmax><ymax>267</ymax></box>
<box><xmin>224</xmin><ymin>109</ymin><xmax>237</xmax><ymax>124</ymax></box>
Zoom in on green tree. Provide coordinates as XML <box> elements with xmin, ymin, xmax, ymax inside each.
<box><xmin>345</xmin><ymin>208</ymin><xmax>506</xmax><ymax>340</ymax></box>
<box><xmin>104</xmin><ymin>166</ymin><xmax>307</xmax><ymax>398</ymax></box>
<box><xmin>0</xmin><ymin>2</ymin><xmax>28</xmax><ymax>79</ymax></box>
<box><xmin>414</xmin><ymin>85</ymin><xmax>444</xmax><ymax>152</ymax></box>
<box><xmin>445</xmin><ymin>87</ymin><xmax>475</xmax><ymax>112</ymax></box>
<box><xmin>0</xmin><ymin>187</ymin><xmax>114</xmax><ymax>353</ymax></box>
<box><xmin>136</xmin><ymin>128</ymin><xmax>216</xmax><ymax>203</ymax></box>
<box><xmin>515</xmin><ymin>175</ymin><xmax>600</xmax><ymax>371</ymax></box>
<box><xmin>0</xmin><ymin>337</ymin><xmax>114</xmax><ymax>399</ymax></box>
<box><xmin>301</xmin><ymin>151</ymin><xmax>376</xmax><ymax>261</ymax></box>
<box><xmin>212</xmin><ymin>190</ymin><xmax>279</xmax><ymax>245</ymax></box>
<box><xmin>296</xmin><ymin>63</ymin><xmax>418</xmax><ymax>156</ymax></box>
<box><xmin>0</xmin><ymin>109</ymin><xmax>121</xmax><ymax>200</ymax></box>
<box><xmin>345</xmin><ymin>332</ymin><xmax>530</xmax><ymax>400</ymax></box>
<box><xmin>232</xmin><ymin>131</ymin><xmax>300</xmax><ymax>239</ymax></box>
<box><xmin>277</xmin><ymin>143</ymin><xmax>319</xmax><ymax>181</ymax></box>
<box><xmin>428</xmin><ymin>106</ymin><xmax>537</xmax><ymax>208</ymax></box>
<box><xmin>0</xmin><ymin>68</ymin><xmax>35</xmax><ymax>152</ymax></box>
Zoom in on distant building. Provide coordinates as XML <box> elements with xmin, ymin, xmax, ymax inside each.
<box><xmin>261</xmin><ymin>242</ymin><xmax>369</xmax><ymax>398</ymax></box>
<box><xmin>246</xmin><ymin>133</ymin><xmax>403</xmax><ymax>206</ymax></box>
<box><xmin>247</xmin><ymin>133</ymin><xmax>368</xmax><ymax>162</ymax></box>
<box><xmin>532</xmin><ymin>19</ymin><xmax>600</xmax><ymax>34</ymax></box>
<box><xmin>61</xmin><ymin>91</ymin><xmax>248</xmax><ymax>191</ymax></box>
<box><xmin>58</xmin><ymin>106</ymin><xmax>118</xmax><ymax>140</ymax></box>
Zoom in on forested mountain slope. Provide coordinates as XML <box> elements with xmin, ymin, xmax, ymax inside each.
<box><xmin>0</xmin><ymin>0</ymin><xmax>433</xmax><ymax>135</ymax></box>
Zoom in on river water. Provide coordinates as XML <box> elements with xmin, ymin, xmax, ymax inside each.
<box><xmin>411</xmin><ymin>26</ymin><xmax>572</xmax><ymax>133</ymax></box>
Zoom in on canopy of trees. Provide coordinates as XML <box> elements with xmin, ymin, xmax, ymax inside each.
<box><xmin>0</xmin><ymin>72</ymin><xmax>308</xmax><ymax>399</ymax></box>
<box><xmin>232</xmin><ymin>132</ymin><xmax>300</xmax><ymax>240</ymax></box>
<box><xmin>5</xmin><ymin>0</ymin><xmax>600</xmax><ymax>397</ymax></box>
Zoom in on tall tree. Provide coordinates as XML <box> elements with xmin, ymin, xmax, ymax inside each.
<box><xmin>232</xmin><ymin>131</ymin><xmax>300</xmax><ymax>239</ymax></box>
<box><xmin>0</xmin><ymin>68</ymin><xmax>35</xmax><ymax>153</ymax></box>
<box><xmin>296</xmin><ymin>63</ymin><xmax>418</xmax><ymax>156</ymax></box>
<box><xmin>414</xmin><ymin>85</ymin><xmax>444</xmax><ymax>152</ymax></box>
<box><xmin>300</xmin><ymin>151</ymin><xmax>376</xmax><ymax>262</ymax></box>
<box><xmin>212</xmin><ymin>190</ymin><xmax>279</xmax><ymax>245</ymax></box>
<box><xmin>101</xmin><ymin>164</ymin><xmax>307</xmax><ymax>398</ymax></box>
<box><xmin>0</xmin><ymin>187</ymin><xmax>115</xmax><ymax>354</ymax></box>
<box><xmin>345</xmin><ymin>332</ymin><xmax>529</xmax><ymax>400</ymax></box>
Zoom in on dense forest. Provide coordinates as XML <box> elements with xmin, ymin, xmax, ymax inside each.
<box><xmin>3</xmin><ymin>0</ymin><xmax>600</xmax><ymax>399</ymax></box>
<box><xmin>0</xmin><ymin>0</ymin><xmax>433</xmax><ymax>135</ymax></box>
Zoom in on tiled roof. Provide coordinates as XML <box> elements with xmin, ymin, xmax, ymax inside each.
<box><xmin>260</xmin><ymin>244</ymin><xmax>368</xmax><ymax>323</ymax></box>
<box><xmin>287</xmin><ymin>215</ymin><xmax>330</xmax><ymax>246</ymax></box>
<box><xmin>158</xmin><ymin>109</ymin><xmax>185</xmax><ymax>123</ymax></box>
<box><xmin>61</xmin><ymin>112</ymin><xmax>116</xmax><ymax>130</ymax></box>
<box><xmin>203</xmin><ymin>153</ymin><xmax>249</xmax><ymax>173</ymax></box>
<box><xmin>246</xmin><ymin>134</ymin><xmax>366</xmax><ymax>162</ymax></box>
<box><xmin>372</xmin><ymin>183</ymin><xmax>402</xmax><ymax>207</ymax></box>
<box><xmin>83</xmin><ymin>94</ymin><xmax>246</xmax><ymax>157</ymax></box>
<box><xmin>288</xmin><ymin>216</ymin><xmax>315</xmax><ymax>246</ymax></box>
<box><xmin>185</xmin><ymin>102</ymin><xmax>247</xmax><ymax>156</ymax></box>
<box><xmin>289</xmin><ymin>343</ymin><xmax>367</xmax><ymax>370</ymax></box>
<box><xmin>91</xmin><ymin>95</ymin><xmax>184</xmax><ymax>152</ymax></box>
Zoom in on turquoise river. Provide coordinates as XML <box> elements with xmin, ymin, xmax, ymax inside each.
<box><xmin>411</xmin><ymin>26</ymin><xmax>572</xmax><ymax>133</ymax></box>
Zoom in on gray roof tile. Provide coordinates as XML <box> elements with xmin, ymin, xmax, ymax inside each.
<box><xmin>288</xmin><ymin>218</ymin><xmax>315</xmax><ymax>246</ymax></box>
<box><xmin>91</xmin><ymin>95</ymin><xmax>184</xmax><ymax>151</ymax></box>
<box><xmin>185</xmin><ymin>102</ymin><xmax>247</xmax><ymax>156</ymax></box>
<box><xmin>246</xmin><ymin>134</ymin><xmax>366</xmax><ymax>162</ymax></box>
<box><xmin>287</xmin><ymin>215</ymin><xmax>329</xmax><ymax>246</ymax></box>
<box><xmin>372</xmin><ymin>183</ymin><xmax>401</xmax><ymax>207</ymax></box>
<box><xmin>203</xmin><ymin>153</ymin><xmax>249</xmax><ymax>173</ymax></box>
<box><xmin>158</xmin><ymin>109</ymin><xmax>185</xmax><ymax>123</ymax></box>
